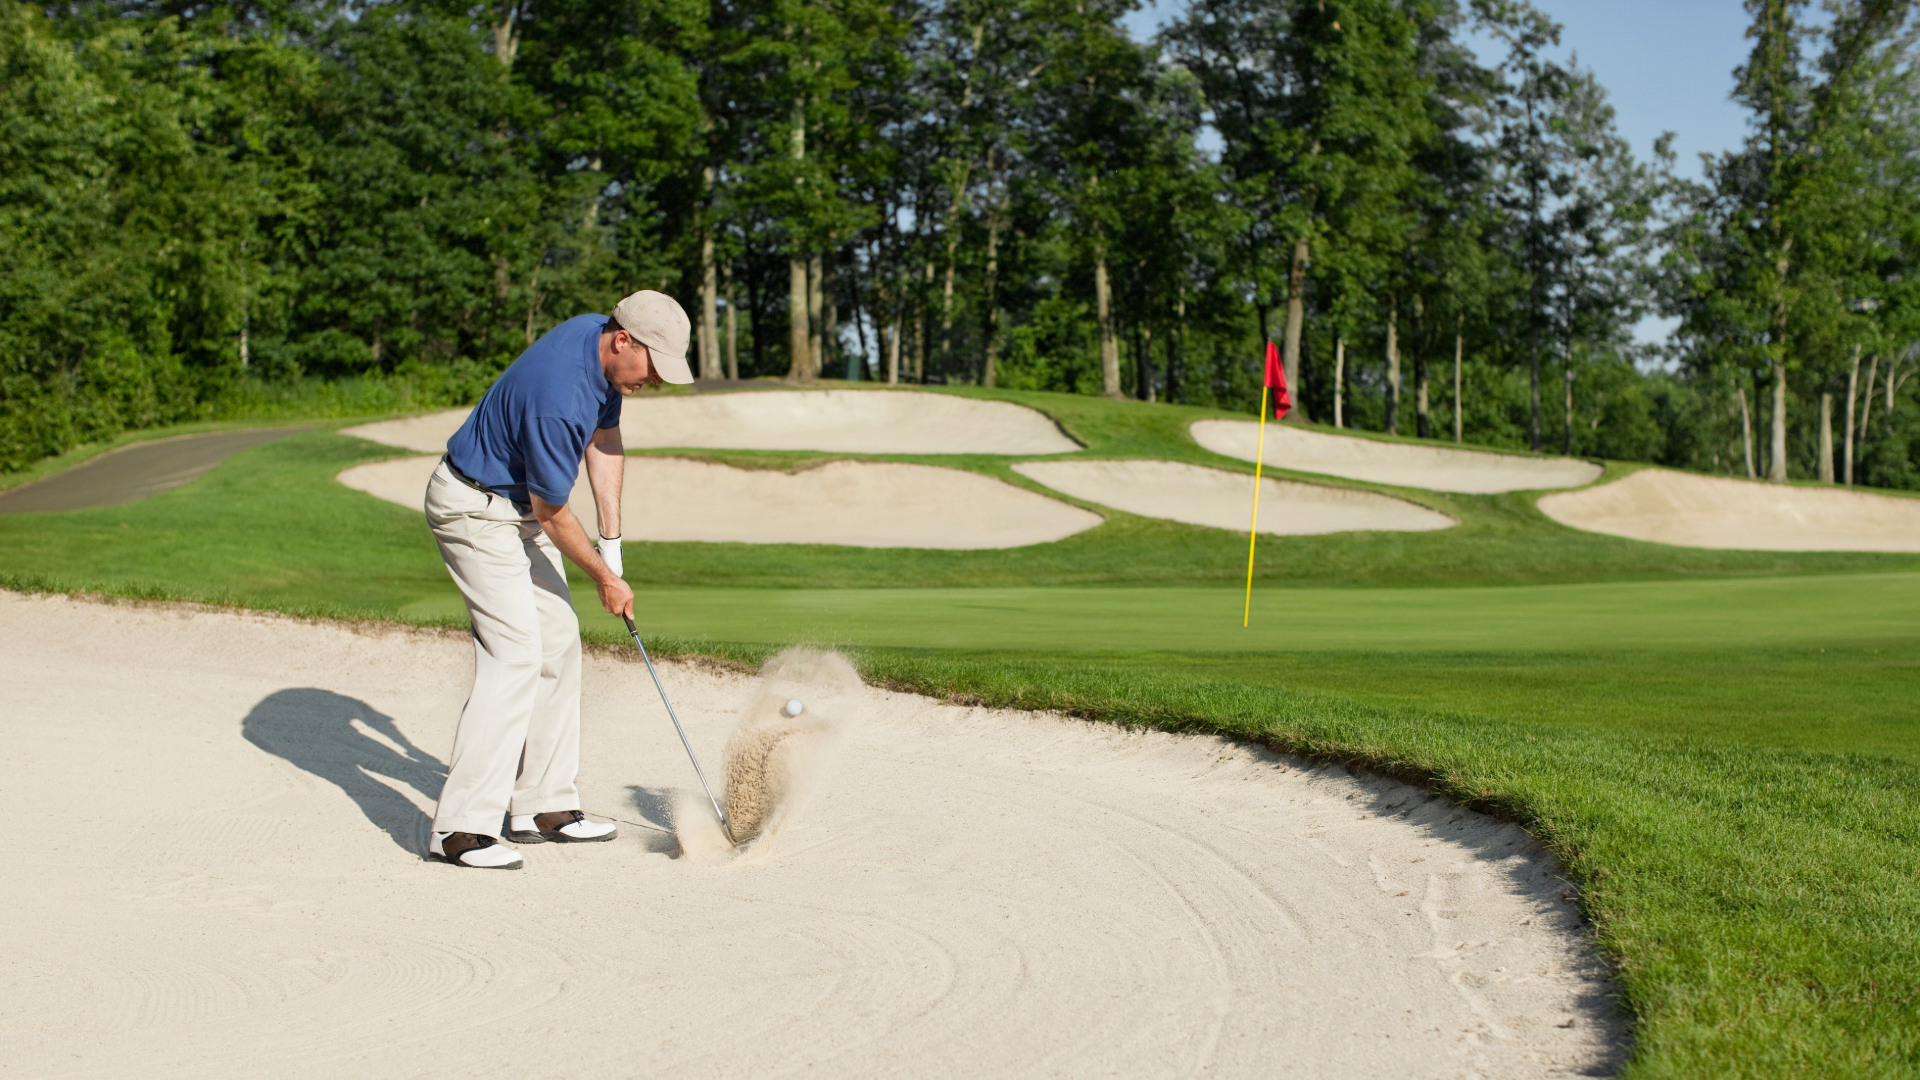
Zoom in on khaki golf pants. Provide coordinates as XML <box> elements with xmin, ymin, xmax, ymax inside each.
<box><xmin>424</xmin><ymin>460</ymin><xmax>582</xmax><ymax>837</ymax></box>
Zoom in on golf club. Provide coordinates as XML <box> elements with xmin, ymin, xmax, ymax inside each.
<box><xmin>622</xmin><ymin>614</ymin><xmax>736</xmax><ymax>846</ymax></box>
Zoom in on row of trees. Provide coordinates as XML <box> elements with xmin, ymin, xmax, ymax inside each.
<box><xmin>3</xmin><ymin>0</ymin><xmax>1918</xmax><ymax>490</ymax></box>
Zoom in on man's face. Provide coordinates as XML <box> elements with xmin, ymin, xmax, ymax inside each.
<box><xmin>603</xmin><ymin>330</ymin><xmax>661</xmax><ymax>394</ymax></box>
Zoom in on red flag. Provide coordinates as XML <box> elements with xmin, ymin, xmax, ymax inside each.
<box><xmin>1263</xmin><ymin>341</ymin><xmax>1292</xmax><ymax>419</ymax></box>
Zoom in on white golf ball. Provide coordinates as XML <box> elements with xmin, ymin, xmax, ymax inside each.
<box><xmin>782</xmin><ymin>698</ymin><xmax>805</xmax><ymax>717</ymax></box>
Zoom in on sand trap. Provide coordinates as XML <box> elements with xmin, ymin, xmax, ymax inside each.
<box><xmin>338</xmin><ymin>455</ymin><xmax>1101</xmax><ymax>549</ymax></box>
<box><xmin>0</xmin><ymin>591</ymin><xmax>1621</xmax><ymax>1078</ymax></box>
<box><xmin>341</xmin><ymin>389</ymin><xmax>1080</xmax><ymax>456</ymax></box>
<box><xmin>1014</xmin><ymin>459</ymin><xmax>1455</xmax><ymax>535</ymax></box>
<box><xmin>1539</xmin><ymin>468</ymin><xmax>1920</xmax><ymax>552</ymax></box>
<box><xmin>1191</xmin><ymin>421</ymin><xmax>1603</xmax><ymax>494</ymax></box>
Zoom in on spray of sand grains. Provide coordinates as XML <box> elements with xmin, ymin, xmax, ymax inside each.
<box><xmin>675</xmin><ymin>648</ymin><xmax>861</xmax><ymax>861</ymax></box>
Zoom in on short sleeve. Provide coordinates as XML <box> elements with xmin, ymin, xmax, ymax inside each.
<box><xmin>522</xmin><ymin>415</ymin><xmax>588</xmax><ymax>505</ymax></box>
<box><xmin>597</xmin><ymin>386</ymin><xmax>622</xmax><ymax>431</ymax></box>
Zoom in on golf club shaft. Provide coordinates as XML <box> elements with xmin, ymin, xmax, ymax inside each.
<box><xmin>623</xmin><ymin>615</ymin><xmax>735</xmax><ymax>845</ymax></box>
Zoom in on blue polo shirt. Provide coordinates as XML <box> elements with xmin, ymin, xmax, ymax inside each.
<box><xmin>444</xmin><ymin>315</ymin><xmax>622</xmax><ymax>507</ymax></box>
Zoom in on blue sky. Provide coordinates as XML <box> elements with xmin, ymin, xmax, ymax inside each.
<box><xmin>1124</xmin><ymin>1</ymin><xmax>1762</xmax><ymax>344</ymax></box>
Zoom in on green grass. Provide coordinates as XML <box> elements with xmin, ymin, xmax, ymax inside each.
<box><xmin>496</xmin><ymin>575</ymin><xmax>1920</xmax><ymax>653</ymax></box>
<box><xmin>3</xmin><ymin>389</ymin><xmax>1920</xmax><ymax>1076</ymax></box>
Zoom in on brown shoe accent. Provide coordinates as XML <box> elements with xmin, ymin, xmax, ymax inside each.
<box><xmin>507</xmin><ymin>810</ymin><xmax>617</xmax><ymax>844</ymax></box>
<box><xmin>427</xmin><ymin>831</ymin><xmax>522</xmax><ymax>869</ymax></box>
<box><xmin>533</xmin><ymin>811</ymin><xmax>584</xmax><ymax>832</ymax></box>
<box><xmin>442</xmin><ymin>832</ymin><xmax>490</xmax><ymax>860</ymax></box>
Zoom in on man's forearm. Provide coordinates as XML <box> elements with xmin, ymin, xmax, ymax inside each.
<box><xmin>585</xmin><ymin>430</ymin><xmax>624</xmax><ymax>538</ymax></box>
<box><xmin>536</xmin><ymin>503</ymin><xmax>612</xmax><ymax>583</ymax></box>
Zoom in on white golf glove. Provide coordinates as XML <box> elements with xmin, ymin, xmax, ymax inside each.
<box><xmin>597</xmin><ymin>534</ymin><xmax>623</xmax><ymax>578</ymax></box>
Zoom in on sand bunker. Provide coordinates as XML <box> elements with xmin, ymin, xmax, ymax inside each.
<box><xmin>1014</xmin><ymin>459</ymin><xmax>1454</xmax><ymax>535</ymax></box>
<box><xmin>1191</xmin><ymin>421</ymin><xmax>1603</xmax><ymax>494</ymax></box>
<box><xmin>342</xmin><ymin>389</ymin><xmax>1079</xmax><ymax>456</ymax></box>
<box><xmin>0</xmin><ymin>591</ymin><xmax>1620</xmax><ymax>1078</ymax></box>
<box><xmin>337</xmin><ymin>455</ymin><xmax>1100</xmax><ymax>549</ymax></box>
<box><xmin>1539</xmin><ymin>468</ymin><xmax>1920</xmax><ymax>552</ymax></box>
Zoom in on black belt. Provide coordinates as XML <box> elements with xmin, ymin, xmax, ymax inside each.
<box><xmin>441</xmin><ymin>454</ymin><xmax>494</xmax><ymax>496</ymax></box>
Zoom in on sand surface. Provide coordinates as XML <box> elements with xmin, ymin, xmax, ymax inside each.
<box><xmin>0</xmin><ymin>429</ymin><xmax>298</xmax><ymax>514</ymax></box>
<box><xmin>337</xmin><ymin>455</ymin><xmax>1101</xmax><ymax>549</ymax></box>
<box><xmin>341</xmin><ymin>389</ymin><xmax>1079</xmax><ymax>456</ymax></box>
<box><xmin>1539</xmin><ymin>467</ymin><xmax>1920</xmax><ymax>551</ymax></box>
<box><xmin>0</xmin><ymin>591</ymin><xmax>1621</xmax><ymax>1079</ymax></box>
<box><xmin>1191</xmin><ymin>422</ymin><xmax>1603</xmax><ymax>494</ymax></box>
<box><xmin>1014</xmin><ymin>459</ymin><xmax>1455</xmax><ymax>536</ymax></box>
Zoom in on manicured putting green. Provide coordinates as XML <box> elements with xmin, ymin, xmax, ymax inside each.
<box><xmin>393</xmin><ymin>572</ymin><xmax>1920</xmax><ymax>653</ymax></box>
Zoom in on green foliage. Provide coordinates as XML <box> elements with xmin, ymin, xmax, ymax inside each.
<box><xmin>995</xmin><ymin>297</ymin><xmax>1104</xmax><ymax>394</ymax></box>
<box><xmin>7</xmin><ymin>0</ymin><xmax>1920</xmax><ymax>484</ymax></box>
<box><xmin>0</xmin><ymin>6</ymin><xmax>236</xmax><ymax>468</ymax></box>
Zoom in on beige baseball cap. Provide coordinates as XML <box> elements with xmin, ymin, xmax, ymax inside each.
<box><xmin>610</xmin><ymin>290</ymin><xmax>694</xmax><ymax>384</ymax></box>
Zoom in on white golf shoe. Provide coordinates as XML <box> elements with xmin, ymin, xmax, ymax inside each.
<box><xmin>507</xmin><ymin>810</ymin><xmax>619</xmax><ymax>844</ymax></box>
<box><xmin>428</xmin><ymin>831</ymin><xmax>524</xmax><ymax>870</ymax></box>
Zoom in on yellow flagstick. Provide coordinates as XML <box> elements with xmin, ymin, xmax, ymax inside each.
<box><xmin>1242</xmin><ymin>383</ymin><xmax>1270</xmax><ymax>627</ymax></box>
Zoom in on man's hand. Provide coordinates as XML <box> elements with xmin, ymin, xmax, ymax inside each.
<box><xmin>530</xmin><ymin>493</ymin><xmax>634</xmax><ymax>620</ymax></box>
<box><xmin>595</xmin><ymin>573</ymin><xmax>635</xmax><ymax>621</ymax></box>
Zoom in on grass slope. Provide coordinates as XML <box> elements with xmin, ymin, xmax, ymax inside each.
<box><xmin>2</xmin><ymin>390</ymin><xmax>1918</xmax><ymax>1076</ymax></box>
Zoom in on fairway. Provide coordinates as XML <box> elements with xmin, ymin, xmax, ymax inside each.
<box><xmin>445</xmin><ymin>572</ymin><xmax>1920</xmax><ymax>653</ymax></box>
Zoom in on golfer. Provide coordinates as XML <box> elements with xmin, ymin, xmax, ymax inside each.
<box><xmin>423</xmin><ymin>290</ymin><xmax>693</xmax><ymax>869</ymax></box>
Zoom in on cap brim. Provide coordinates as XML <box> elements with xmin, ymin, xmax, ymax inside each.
<box><xmin>651</xmin><ymin>351</ymin><xmax>694</xmax><ymax>385</ymax></box>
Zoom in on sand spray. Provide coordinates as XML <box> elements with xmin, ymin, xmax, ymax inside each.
<box><xmin>674</xmin><ymin>647</ymin><xmax>862</xmax><ymax>861</ymax></box>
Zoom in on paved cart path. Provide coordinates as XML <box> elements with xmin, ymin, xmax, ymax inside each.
<box><xmin>0</xmin><ymin>429</ymin><xmax>300</xmax><ymax>513</ymax></box>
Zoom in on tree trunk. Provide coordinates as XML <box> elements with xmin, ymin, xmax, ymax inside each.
<box><xmin>698</xmin><ymin>173</ymin><xmax>718</xmax><ymax>381</ymax></box>
<box><xmin>786</xmin><ymin>94</ymin><xmax>811</xmax><ymax>380</ymax></box>
<box><xmin>1563</xmin><ymin>369</ymin><xmax>1575</xmax><ymax>455</ymax></box>
<box><xmin>1137</xmin><ymin>322</ymin><xmax>1155</xmax><ymax>402</ymax></box>
<box><xmin>887</xmin><ymin>309</ymin><xmax>902</xmax><ymax>384</ymax></box>
<box><xmin>981</xmin><ymin>173</ymin><xmax>1005</xmax><ymax>388</ymax></box>
<box><xmin>938</xmin><ymin>249</ymin><xmax>959</xmax><ymax>374</ymax></box>
<box><xmin>724</xmin><ymin>261</ymin><xmax>739</xmax><ymax>380</ymax></box>
<box><xmin>874</xmin><ymin>241</ymin><xmax>899</xmax><ymax>385</ymax></box>
<box><xmin>1416</xmin><ymin>354</ymin><xmax>1431</xmax><ymax>440</ymax></box>
<box><xmin>849</xmin><ymin>259</ymin><xmax>869</xmax><ymax>381</ymax></box>
<box><xmin>1818</xmin><ymin>392</ymin><xmax>1834</xmax><ymax>482</ymax></box>
<box><xmin>1384</xmin><ymin>297</ymin><xmax>1401</xmax><ymax>435</ymax></box>
<box><xmin>1333</xmin><ymin>336</ymin><xmax>1345</xmax><ymax>429</ymax></box>
<box><xmin>938</xmin><ymin>161</ymin><xmax>970</xmax><ymax>377</ymax></box>
<box><xmin>870</xmin><ymin>236</ymin><xmax>896</xmax><ymax>385</ymax></box>
<box><xmin>1769</xmin><ymin>360</ymin><xmax>1788</xmax><ymax>483</ymax></box>
<box><xmin>1737</xmin><ymin>383</ymin><xmax>1756</xmax><ymax>479</ymax></box>
<box><xmin>788</xmin><ymin>257</ymin><xmax>811</xmax><ymax>379</ymax></box>
<box><xmin>1860</xmin><ymin>353</ymin><xmax>1879</xmax><ymax>465</ymax></box>
<box><xmin>1282</xmin><ymin>238</ymin><xmax>1310</xmax><ymax>422</ymax></box>
<box><xmin>1095</xmin><ymin>247</ymin><xmax>1121</xmax><ymax>399</ymax></box>
<box><xmin>1453</xmin><ymin>319</ymin><xmax>1463</xmax><ymax>443</ymax></box>
<box><xmin>809</xmin><ymin>252</ymin><xmax>826</xmax><ymax>376</ymax></box>
<box><xmin>914</xmin><ymin>277</ymin><xmax>927</xmax><ymax>383</ymax></box>
<box><xmin>490</xmin><ymin>2</ymin><xmax>520</xmax><ymax>67</ymax></box>
<box><xmin>1844</xmin><ymin>345</ymin><xmax>1858</xmax><ymax>484</ymax></box>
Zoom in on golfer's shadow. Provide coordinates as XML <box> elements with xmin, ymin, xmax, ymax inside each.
<box><xmin>242</xmin><ymin>689</ymin><xmax>445</xmax><ymax>855</ymax></box>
